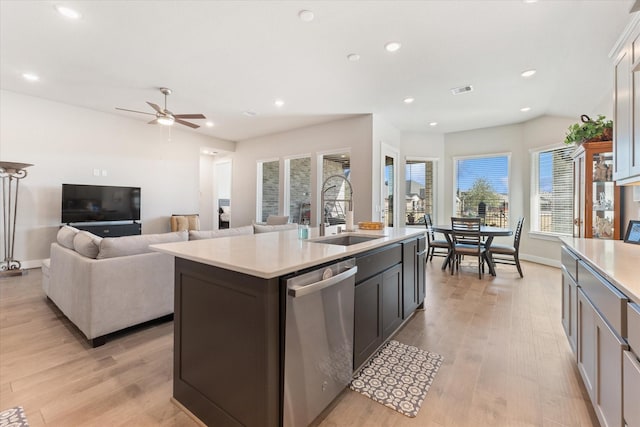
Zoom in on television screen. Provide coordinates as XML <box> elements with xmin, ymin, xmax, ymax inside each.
<box><xmin>62</xmin><ymin>184</ymin><xmax>141</xmax><ymax>223</ymax></box>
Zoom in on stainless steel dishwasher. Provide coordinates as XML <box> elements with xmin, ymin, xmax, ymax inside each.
<box><xmin>283</xmin><ymin>258</ymin><xmax>358</xmax><ymax>427</ymax></box>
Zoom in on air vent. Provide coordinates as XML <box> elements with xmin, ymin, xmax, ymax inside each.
<box><xmin>451</xmin><ymin>85</ymin><xmax>474</xmax><ymax>95</ymax></box>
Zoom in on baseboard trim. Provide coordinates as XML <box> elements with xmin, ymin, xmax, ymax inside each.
<box><xmin>520</xmin><ymin>253</ymin><xmax>560</xmax><ymax>268</ymax></box>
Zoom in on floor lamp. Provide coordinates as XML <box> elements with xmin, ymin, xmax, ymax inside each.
<box><xmin>0</xmin><ymin>161</ymin><xmax>33</xmax><ymax>277</ymax></box>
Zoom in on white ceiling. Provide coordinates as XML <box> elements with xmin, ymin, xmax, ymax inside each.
<box><xmin>0</xmin><ymin>0</ymin><xmax>634</xmax><ymax>142</ymax></box>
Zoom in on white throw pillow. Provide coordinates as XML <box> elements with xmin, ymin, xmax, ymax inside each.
<box><xmin>73</xmin><ymin>231</ymin><xmax>103</xmax><ymax>259</ymax></box>
<box><xmin>56</xmin><ymin>225</ymin><xmax>79</xmax><ymax>249</ymax></box>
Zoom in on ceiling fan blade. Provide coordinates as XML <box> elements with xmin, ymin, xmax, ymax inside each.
<box><xmin>146</xmin><ymin>102</ymin><xmax>163</xmax><ymax>113</ymax></box>
<box><xmin>175</xmin><ymin>118</ymin><xmax>200</xmax><ymax>129</ymax></box>
<box><xmin>148</xmin><ymin>118</ymin><xmax>158</xmax><ymax>125</ymax></box>
<box><xmin>174</xmin><ymin>114</ymin><xmax>206</xmax><ymax>119</ymax></box>
<box><xmin>115</xmin><ymin>107</ymin><xmax>156</xmax><ymax>116</ymax></box>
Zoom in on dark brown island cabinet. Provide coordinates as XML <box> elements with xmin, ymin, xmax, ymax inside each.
<box><xmin>171</xmin><ymin>235</ymin><xmax>426</xmax><ymax>427</ymax></box>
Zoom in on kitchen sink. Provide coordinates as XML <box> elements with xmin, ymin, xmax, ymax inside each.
<box><xmin>309</xmin><ymin>234</ymin><xmax>382</xmax><ymax>246</ymax></box>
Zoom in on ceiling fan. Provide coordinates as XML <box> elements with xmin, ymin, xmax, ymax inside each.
<box><xmin>115</xmin><ymin>87</ymin><xmax>206</xmax><ymax>129</ymax></box>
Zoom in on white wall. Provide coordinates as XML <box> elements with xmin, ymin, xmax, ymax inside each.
<box><xmin>199</xmin><ymin>154</ymin><xmax>215</xmax><ymax>230</ymax></box>
<box><xmin>372</xmin><ymin>116</ymin><xmax>402</xmax><ymax>222</ymax></box>
<box><xmin>443</xmin><ymin>115</ymin><xmax>576</xmax><ymax>266</ymax></box>
<box><xmin>0</xmin><ymin>90</ymin><xmax>234</xmax><ymax>266</ymax></box>
<box><xmin>230</xmin><ymin>115</ymin><xmax>373</xmax><ymax>227</ymax></box>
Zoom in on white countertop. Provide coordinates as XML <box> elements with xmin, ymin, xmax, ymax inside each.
<box><xmin>560</xmin><ymin>237</ymin><xmax>640</xmax><ymax>302</ymax></box>
<box><xmin>151</xmin><ymin>226</ymin><xmax>426</xmax><ymax>279</ymax></box>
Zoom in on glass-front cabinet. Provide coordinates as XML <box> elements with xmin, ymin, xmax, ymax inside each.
<box><xmin>572</xmin><ymin>141</ymin><xmax>621</xmax><ymax>239</ymax></box>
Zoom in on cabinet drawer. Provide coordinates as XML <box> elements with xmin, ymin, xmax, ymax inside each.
<box><xmin>561</xmin><ymin>246</ymin><xmax>578</xmax><ymax>282</ymax></box>
<box><xmin>578</xmin><ymin>261</ymin><xmax>628</xmax><ymax>337</ymax></box>
<box><xmin>355</xmin><ymin>244</ymin><xmax>401</xmax><ymax>283</ymax></box>
<box><xmin>629</xmin><ymin>303</ymin><xmax>640</xmax><ymax>352</ymax></box>
<box><xmin>623</xmin><ymin>351</ymin><xmax>640</xmax><ymax>427</ymax></box>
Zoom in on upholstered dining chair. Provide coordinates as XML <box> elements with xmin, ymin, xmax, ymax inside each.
<box><xmin>450</xmin><ymin>217</ymin><xmax>486</xmax><ymax>279</ymax></box>
<box><xmin>424</xmin><ymin>214</ymin><xmax>449</xmax><ymax>261</ymax></box>
<box><xmin>487</xmin><ymin>216</ymin><xmax>525</xmax><ymax>278</ymax></box>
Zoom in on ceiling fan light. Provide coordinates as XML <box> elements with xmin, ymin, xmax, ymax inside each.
<box><xmin>157</xmin><ymin>115</ymin><xmax>174</xmax><ymax>126</ymax></box>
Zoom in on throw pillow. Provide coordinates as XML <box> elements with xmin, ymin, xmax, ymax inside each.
<box><xmin>73</xmin><ymin>231</ymin><xmax>102</xmax><ymax>259</ymax></box>
<box><xmin>56</xmin><ymin>225</ymin><xmax>79</xmax><ymax>249</ymax></box>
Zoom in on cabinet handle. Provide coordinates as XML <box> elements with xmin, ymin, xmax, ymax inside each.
<box><xmin>417</xmin><ymin>249</ymin><xmax>428</xmax><ymax>256</ymax></box>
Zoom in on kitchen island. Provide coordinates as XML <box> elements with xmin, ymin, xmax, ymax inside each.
<box><xmin>151</xmin><ymin>226</ymin><xmax>426</xmax><ymax>427</ymax></box>
<box><xmin>559</xmin><ymin>237</ymin><xmax>639</xmax><ymax>427</ymax></box>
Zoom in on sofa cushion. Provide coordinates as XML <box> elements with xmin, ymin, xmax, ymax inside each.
<box><xmin>97</xmin><ymin>230</ymin><xmax>188</xmax><ymax>259</ymax></box>
<box><xmin>189</xmin><ymin>225</ymin><xmax>254</xmax><ymax>240</ymax></box>
<box><xmin>57</xmin><ymin>225</ymin><xmax>79</xmax><ymax>249</ymax></box>
<box><xmin>253</xmin><ymin>223</ymin><xmax>298</xmax><ymax>233</ymax></box>
<box><xmin>73</xmin><ymin>231</ymin><xmax>103</xmax><ymax>259</ymax></box>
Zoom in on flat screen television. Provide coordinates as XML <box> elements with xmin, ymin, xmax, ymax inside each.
<box><xmin>62</xmin><ymin>184</ymin><xmax>141</xmax><ymax>223</ymax></box>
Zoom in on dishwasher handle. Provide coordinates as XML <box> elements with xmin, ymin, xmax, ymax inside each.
<box><xmin>288</xmin><ymin>265</ymin><xmax>358</xmax><ymax>298</ymax></box>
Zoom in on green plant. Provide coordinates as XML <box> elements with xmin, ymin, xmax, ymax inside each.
<box><xmin>564</xmin><ymin>114</ymin><xmax>613</xmax><ymax>145</ymax></box>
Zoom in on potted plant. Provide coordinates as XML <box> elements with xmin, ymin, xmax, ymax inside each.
<box><xmin>564</xmin><ymin>114</ymin><xmax>613</xmax><ymax>145</ymax></box>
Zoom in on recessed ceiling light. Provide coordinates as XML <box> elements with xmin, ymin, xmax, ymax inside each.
<box><xmin>347</xmin><ymin>53</ymin><xmax>360</xmax><ymax>62</ymax></box>
<box><xmin>298</xmin><ymin>10</ymin><xmax>314</xmax><ymax>22</ymax></box>
<box><xmin>274</xmin><ymin>99</ymin><xmax>285</xmax><ymax>107</ymax></box>
<box><xmin>451</xmin><ymin>85</ymin><xmax>473</xmax><ymax>95</ymax></box>
<box><xmin>520</xmin><ymin>107</ymin><xmax>531</xmax><ymax>112</ymax></box>
<box><xmin>55</xmin><ymin>5</ymin><xmax>81</xmax><ymax>19</ymax></box>
<box><xmin>22</xmin><ymin>73</ymin><xmax>39</xmax><ymax>82</ymax></box>
<box><xmin>384</xmin><ymin>41</ymin><xmax>402</xmax><ymax>52</ymax></box>
<box><xmin>521</xmin><ymin>69</ymin><xmax>537</xmax><ymax>78</ymax></box>
<box><xmin>523</xmin><ymin>0</ymin><xmax>538</xmax><ymax>3</ymax></box>
<box><xmin>243</xmin><ymin>110</ymin><xmax>258</xmax><ymax>117</ymax></box>
<box><xmin>403</xmin><ymin>97</ymin><xmax>415</xmax><ymax>104</ymax></box>
<box><xmin>429</xmin><ymin>122</ymin><xmax>438</xmax><ymax>127</ymax></box>
<box><xmin>206</xmin><ymin>121</ymin><xmax>215</xmax><ymax>127</ymax></box>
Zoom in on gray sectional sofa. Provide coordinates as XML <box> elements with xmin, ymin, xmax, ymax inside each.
<box><xmin>43</xmin><ymin>222</ymin><xmax>297</xmax><ymax>346</ymax></box>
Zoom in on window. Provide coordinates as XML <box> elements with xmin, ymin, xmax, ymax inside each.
<box><xmin>454</xmin><ymin>154</ymin><xmax>510</xmax><ymax>227</ymax></box>
<box><xmin>531</xmin><ymin>145</ymin><xmax>574</xmax><ymax>235</ymax></box>
<box><xmin>285</xmin><ymin>156</ymin><xmax>311</xmax><ymax>224</ymax></box>
<box><xmin>320</xmin><ymin>152</ymin><xmax>351</xmax><ymax>225</ymax></box>
<box><xmin>405</xmin><ymin>159</ymin><xmax>436</xmax><ymax>225</ymax></box>
<box><xmin>257</xmin><ymin>159</ymin><xmax>279</xmax><ymax>222</ymax></box>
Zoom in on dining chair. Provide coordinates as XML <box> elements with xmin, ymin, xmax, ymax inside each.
<box><xmin>487</xmin><ymin>216</ymin><xmax>525</xmax><ymax>277</ymax></box>
<box><xmin>450</xmin><ymin>217</ymin><xmax>486</xmax><ymax>279</ymax></box>
<box><xmin>424</xmin><ymin>214</ymin><xmax>449</xmax><ymax>261</ymax></box>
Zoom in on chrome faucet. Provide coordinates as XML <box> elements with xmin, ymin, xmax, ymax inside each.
<box><xmin>320</xmin><ymin>175</ymin><xmax>353</xmax><ymax>236</ymax></box>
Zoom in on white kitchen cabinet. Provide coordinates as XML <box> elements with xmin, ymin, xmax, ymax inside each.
<box><xmin>624</xmin><ymin>351</ymin><xmax>640</xmax><ymax>427</ymax></box>
<box><xmin>613</xmin><ymin>15</ymin><xmax>640</xmax><ymax>184</ymax></box>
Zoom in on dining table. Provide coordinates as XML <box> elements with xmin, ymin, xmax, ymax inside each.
<box><xmin>431</xmin><ymin>224</ymin><xmax>513</xmax><ymax>276</ymax></box>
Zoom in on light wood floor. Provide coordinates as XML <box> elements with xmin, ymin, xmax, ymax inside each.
<box><xmin>0</xmin><ymin>262</ymin><xmax>598</xmax><ymax>426</ymax></box>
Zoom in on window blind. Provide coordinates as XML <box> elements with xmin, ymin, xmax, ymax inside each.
<box><xmin>455</xmin><ymin>155</ymin><xmax>510</xmax><ymax>227</ymax></box>
<box><xmin>534</xmin><ymin>146</ymin><xmax>573</xmax><ymax>235</ymax></box>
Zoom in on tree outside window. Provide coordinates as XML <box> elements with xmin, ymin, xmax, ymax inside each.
<box><xmin>454</xmin><ymin>155</ymin><xmax>510</xmax><ymax>227</ymax></box>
